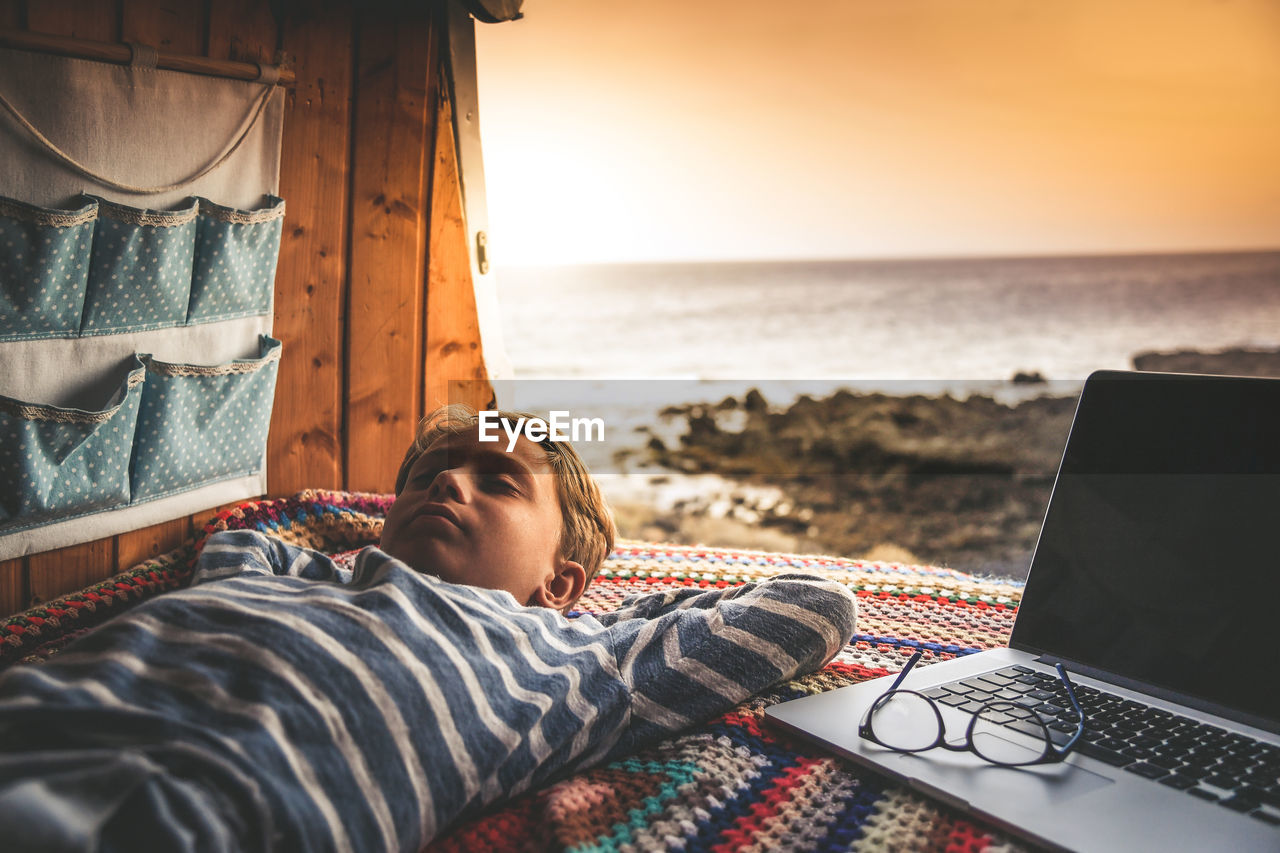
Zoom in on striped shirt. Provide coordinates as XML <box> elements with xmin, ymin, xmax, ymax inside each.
<box><xmin>0</xmin><ymin>530</ymin><xmax>857</xmax><ymax>852</ymax></box>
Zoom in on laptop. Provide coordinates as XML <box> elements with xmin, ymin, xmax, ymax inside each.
<box><xmin>766</xmin><ymin>369</ymin><xmax>1280</xmax><ymax>852</ymax></box>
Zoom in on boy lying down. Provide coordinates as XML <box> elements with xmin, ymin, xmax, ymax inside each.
<box><xmin>0</xmin><ymin>406</ymin><xmax>857</xmax><ymax>852</ymax></box>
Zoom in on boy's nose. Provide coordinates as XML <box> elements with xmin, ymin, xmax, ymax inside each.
<box><xmin>426</xmin><ymin>468</ymin><xmax>470</xmax><ymax>503</ymax></box>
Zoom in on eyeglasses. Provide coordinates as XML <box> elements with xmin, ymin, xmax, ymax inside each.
<box><xmin>858</xmin><ymin>651</ymin><xmax>1085</xmax><ymax>767</ymax></box>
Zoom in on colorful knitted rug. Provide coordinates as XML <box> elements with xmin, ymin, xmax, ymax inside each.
<box><xmin>1</xmin><ymin>491</ymin><xmax>1029</xmax><ymax>852</ymax></box>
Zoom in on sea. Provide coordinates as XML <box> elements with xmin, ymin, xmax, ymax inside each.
<box><xmin>492</xmin><ymin>250</ymin><xmax>1280</xmax><ymax>552</ymax></box>
<box><xmin>496</xmin><ymin>250</ymin><xmax>1280</xmax><ymax>389</ymax></box>
<box><xmin>492</xmin><ymin>249</ymin><xmax>1280</xmax><ymax>474</ymax></box>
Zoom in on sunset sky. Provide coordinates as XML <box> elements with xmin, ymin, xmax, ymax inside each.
<box><xmin>474</xmin><ymin>0</ymin><xmax>1280</xmax><ymax>265</ymax></box>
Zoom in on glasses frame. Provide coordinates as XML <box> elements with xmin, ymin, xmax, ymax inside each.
<box><xmin>858</xmin><ymin>651</ymin><xmax>1086</xmax><ymax>768</ymax></box>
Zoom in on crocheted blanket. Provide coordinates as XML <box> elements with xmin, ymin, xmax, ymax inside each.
<box><xmin>1</xmin><ymin>491</ymin><xmax>1029</xmax><ymax>852</ymax></box>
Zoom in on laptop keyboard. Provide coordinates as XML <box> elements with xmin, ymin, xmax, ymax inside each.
<box><xmin>924</xmin><ymin>665</ymin><xmax>1280</xmax><ymax>826</ymax></box>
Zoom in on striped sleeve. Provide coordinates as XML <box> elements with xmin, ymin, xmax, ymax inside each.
<box><xmin>193</xmin><ymin>530</ymin><xmax>352</xmax><ymax>585</ymax></box>
<box><xmin>595</xmin><ymin>583</ymin><xmax>745</xmax><ymax>624</ymax></box>
<box><xmin>607</xmin><ymin>574</ymin><xmax>856</xmax><ymax>753</ymax></box>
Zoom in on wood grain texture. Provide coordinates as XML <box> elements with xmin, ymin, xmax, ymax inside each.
<box><xmin>116</xmin><ymin>518</ymin><xmax>189</xmax><ymax>571</ymax></box>
<box><xmin>343</xmin><ymin>6</ymin><xmax>434</xmax><ymax>492</ymax></box>
<box><xmin>206</xmin><ymin>0</ymin><xmax>277</xmax><ymax>64</ymax></box>
<box><xmin>27</xmin><ymin>538</ymin><xmax>114</xmax><ymax>606</ymax></box>
<box><xmin>120</xmin><ymin>0</ymin><xmax>202</xmax><ymax>53</ymax></box>
<box><xmin>268</xmin><ymin>1</ymin><xmax>353</xmax><ymax>494</ymax></box>
<box><xmin>425</xmin><ymin>85</ymin><xmax>490</xmax><ymax>412</ymax></box>
<box><xmin>0</xmin><ymin>557</ymin><xmax>25</xmax><ymax>617</ymax></box>
<box><xmin>25</xmin><ymin>0</ymin><xmax>117</xmax><ymax>40</ymax></box>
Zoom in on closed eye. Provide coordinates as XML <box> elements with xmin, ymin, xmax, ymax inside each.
<box><xmin>481</xmin><ymin>473</ymin><xmax>521</xmax><ymax>495</ymax></box>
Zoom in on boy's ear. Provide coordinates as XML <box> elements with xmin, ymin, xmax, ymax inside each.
<box><xmin>531</xmin><ymin>559</ymin><xmax>587</xmax><ymax>611</ymax></box>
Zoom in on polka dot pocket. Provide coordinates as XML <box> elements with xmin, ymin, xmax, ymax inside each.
<box><xmin>131</xmin><ymin>336</ymin><xmax>281</xmax><ymax>504</ymax></box>
<box><xmin>0</xmin><ymin>195</ymin><xmax>97</xmax><ymax>341</ymax></box>
<box><xmin>188</xmin><ymin>196</ymin><xmax>284</xmax><ymax>325</ymax></box>
<box><xmin>80</xmin><ymin>197</ymin><xmax>197</xmax><ymax>336</ymax></box>
<box><xmin>0</xmin><ymin>356</ymin><xmax>145</xmax><ymax>532</ymax></box>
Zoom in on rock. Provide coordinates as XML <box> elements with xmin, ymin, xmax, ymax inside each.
<box><xmin>642</xmin><ymin>348</ymin><xmax>1280</xmax><ymax>578</ymax></box>
<box><xmin>648</xmin><ymin>385</ymin><xmax>1079</xmax><ymax>579</ymax></box>
<box><xmin>1012</xmin><ymin>370</ymin><xmax>1046</xmax><ymax>384</ymax></box>
<box><xmin>1132</xmin><ymin>347</ymin><xmax>1280</xmax><ymax>378</ymax></box>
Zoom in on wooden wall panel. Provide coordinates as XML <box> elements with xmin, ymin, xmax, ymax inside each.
<box><xmin>0</xmin><ymin>559</ymin><xmax>22</xmax><ymax>617</ymax></box>
<box><xmin>27</xmin><ymin>539</ymin><xmax>113</xmax><ymax>607</ymax></box>
<box><xmin>0</xmin><ymin>559</ymin><xmax>23</xmax><ymax>616</ymax></box>
<box><xmin>116</xmin><ymin>518</ymin><xmax>188</xmax><ymax>572</ymax></box>
<box><xmin>344</xmin><ymin>6</ymin><xmax>434</xmax><ymax>492</ymax></box>
<box><xmin>206</xmin><ymin>0</ymin><xmax>277</xmax><ymax>63</ymax></box>
<box><xmin>269</xmin><ymin>1</ymin><xmax>353</xmax><ymax>495</ymax></box>
<box><xmin>24</xmin><ymin>0</ymin><xmax>116</xmax><ymax>39</ymax></box>
<box><xmin>121</xmin><ymin>0</ymin><xmax>203</xmax><ymax>52</ymax></box>
<box><xmin>425</xmin><ymin>87</ymin><xmax>490</xmax><ymax>412</ymax></box>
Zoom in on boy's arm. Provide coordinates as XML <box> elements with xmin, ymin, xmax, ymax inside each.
<box><xmin>607</xmin><ymin>573</ymin><xmax>856</xmax><ymax>751</ymax></box>
<box><xmin>594</xmin><ymin>583</ymin><xmax>743</xmax><ymax>624</ymax></box>
<box><xmin>192</xmin><ymin>529</ymin><xmax>352</xmax><ymax>586</ymax></box>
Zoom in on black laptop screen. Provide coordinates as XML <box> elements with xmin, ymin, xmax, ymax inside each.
<box><xmin>1010</xmin><ymin>371</ymin><xmax>1280</xmax><ymax>726</ymax></box>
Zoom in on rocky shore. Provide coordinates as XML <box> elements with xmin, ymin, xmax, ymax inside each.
<box><xmin>614</xmin><ymin>347</ymin><xmax>1280</xmax><ymax>579</ymax></box>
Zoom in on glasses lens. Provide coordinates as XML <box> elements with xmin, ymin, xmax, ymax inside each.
<box><xmin>970</xmin><ymin>702</ymin><xmax>1050</xmax><ymax>765</ymax></box>
<box><xmin>866</xmin><ymin>691</ymin><xmax>939</xmax><ymax>751</ymax></box>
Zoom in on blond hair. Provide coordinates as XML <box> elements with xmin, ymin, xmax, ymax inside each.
<box><xmin>395</xmin><ymin>405</ymin><xmax>616</xmax><ymax>585</ymax></box>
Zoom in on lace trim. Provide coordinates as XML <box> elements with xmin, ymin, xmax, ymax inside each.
<box><xmin>0</xmin><ymin>196</ymin><xmax>97</xmax><ymax>228</ymax></box>
<box><xmin>0</xmin><ymin>372</ymin><xmax>143</xmax><ymax>424</ymax></box>
<box><xmin>0</xmin><ymin>195</ymin><xmax>285</xmax><ymax>228</ymax></box>
<box><xmin>198</xmin><ymin>196</ymin><xmax>285</xmax><ymax>225</ymax></box>
<box><xmin>144</xmin><ymin>345</ymin><xmax>281</xmax><ymax>377</ymax></box>
<box><xmin>95</xmin><ymin>198</ymin><xmax>198</xmax><ymax>228</ymax></box>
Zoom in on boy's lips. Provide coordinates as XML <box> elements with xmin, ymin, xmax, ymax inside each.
<box><xmin>418</xmin><ymin>502</ymin><xmax>464</xmax><ymax>530</ymax></box>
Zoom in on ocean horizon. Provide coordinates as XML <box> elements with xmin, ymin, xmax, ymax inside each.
<box><xmin>496</xmin><ymin>249</ymin><xmax>1280</xmax><ymax>395</ymax></box>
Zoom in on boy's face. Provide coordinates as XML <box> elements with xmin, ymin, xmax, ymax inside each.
<box><xmin>380</xmin><ymin>428</ymin><xmax>583</xmax><ymax>608</ymax></box>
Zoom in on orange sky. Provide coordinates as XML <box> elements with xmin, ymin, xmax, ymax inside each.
<box><xmin>474</xmin><ymin>0</ymin><xmax>1280</xmax><ymax>264</ymax></box>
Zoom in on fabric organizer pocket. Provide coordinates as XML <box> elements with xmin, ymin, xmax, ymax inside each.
<box><xmin>188</xmin><ymin>196</ymin><xmax>284</xmax><ymax>324</ymax></box>
<box><xmin>130</xmin><ymin>336</ymin><xmax>281</xmax><ymax>504</ymax></box>
<box><xmin>80</xmin><ymin>197</ymin><xmax>198</xmax><ymax>335</ymax></box>
<box><xmin>0</xmin><ymin>195</ymin><xmax>97</xmax><ymax>341</ymax></box>
<box><xmin>0</xmin><ymin>357</ymin><xmax>145</xmax><ymax>533</ymax></box>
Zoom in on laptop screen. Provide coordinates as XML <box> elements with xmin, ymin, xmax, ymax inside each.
<box><xmin>1011</xmin><ymin>370</ymin><xmax>1280</xmax><ymax>727</ymax></box>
